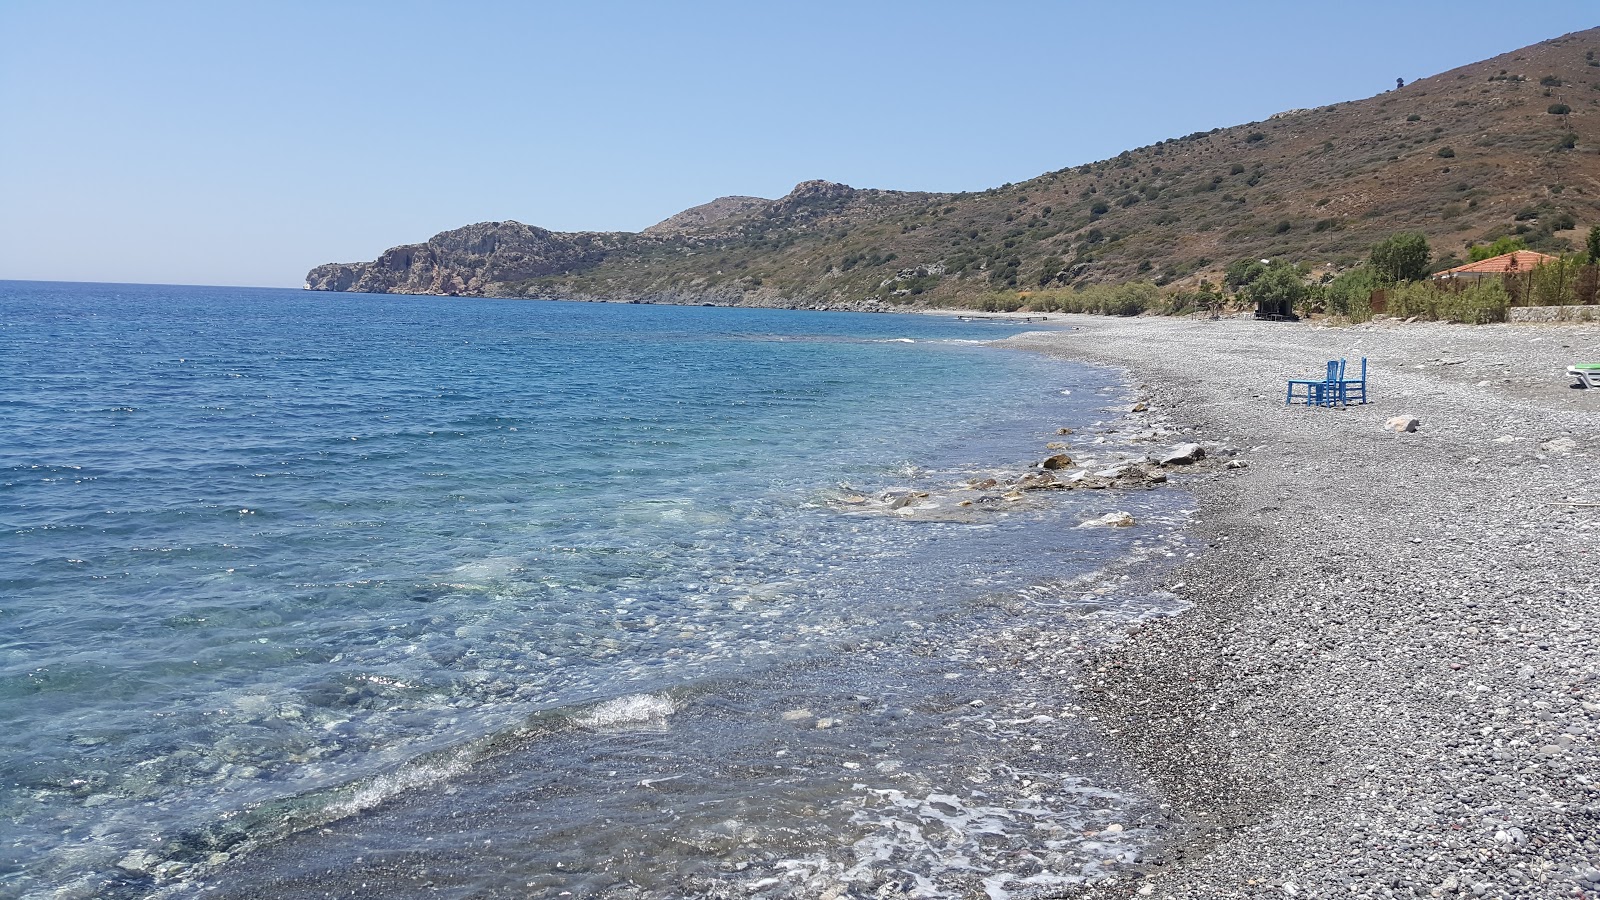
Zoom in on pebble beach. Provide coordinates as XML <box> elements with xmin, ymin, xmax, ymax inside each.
<box><xmin>1000</xmin><ymin>315</ymin><xmax>1600</xmax><ymax>898</ymax></box>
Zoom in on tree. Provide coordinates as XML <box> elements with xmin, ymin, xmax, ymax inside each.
<box><xmin>1370</xmin><ymin>232</ymin><xmax>1431</xmax><ymax>282</ymax></box>
<box><xmin>1224</xmin><ymin>258</ymin><xmax>1268</xmax><ymax>290</ymax></box>
<box><xmin>1242</xmin><ymin>261</ymin><xmax>1308</xmax><ymax>315</ymax></box>
<box><xmin>1587</xmin><ymin>225</ymin><xmax>1600</xmax><ymax>264</ymax></box>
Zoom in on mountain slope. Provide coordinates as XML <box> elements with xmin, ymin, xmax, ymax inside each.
<box><xmin>307</xmin><ymin>28</ymin><xmax>1600</xmax><ymax>307</ymax></box>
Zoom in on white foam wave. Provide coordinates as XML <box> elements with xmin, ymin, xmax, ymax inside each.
<box><xmin>324</xmin><ymin>754</ymin><xmax>471</xmax><ymax>821</ymax></box>
<box><xmin>573</xmin><ymin>693</ymin><xmax>680</xmax><ymax>728</ymax></box>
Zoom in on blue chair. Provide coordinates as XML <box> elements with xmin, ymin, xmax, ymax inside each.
<box><xmin>1336</xmin><ymin>357</ymin><xmax>1368</xmax><ymax>405</ymax></box>
<box><xmin>1287</xmin><ymin>360</ymin><xmax>1342</xmax><ymax>406</ymax></box>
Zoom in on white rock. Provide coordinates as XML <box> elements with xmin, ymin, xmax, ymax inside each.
<box><xmin>1386</xmin><ymin>416</ymin><xmax>1420</xmax><ymax>433</ymax></box>
<box><xmin>1079</xmin><ymin>511</ymin><xmax>1136</xmax><ymax>528</ymax></box>
<box><xmin>1159</xmin><ymin>443</ymin><xmax>1206</xmax><ymax>465</ymax></box>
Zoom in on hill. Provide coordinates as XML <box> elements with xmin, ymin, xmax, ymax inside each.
<box><xmin>306</xmin><ymin>28</ymin><xmax>1600</xmax><ymax>308</ymax></box>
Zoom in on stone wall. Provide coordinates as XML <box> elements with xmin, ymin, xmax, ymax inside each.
<box><xmin>1508</xmin><ymin>304</ymin><xmax>1600</xmax><ymax>323</ymax></box>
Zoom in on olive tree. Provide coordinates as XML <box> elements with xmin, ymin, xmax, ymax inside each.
<box><xmin>1369</xmin><ymin>232</ymin><xmax>1432</xmax><ymax>283</ymax></box>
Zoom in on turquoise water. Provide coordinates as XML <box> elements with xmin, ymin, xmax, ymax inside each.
<box><xmin>0</xmin><ymin>282</ymin><xmax>1187</xmax><ymax>898</ymax></box>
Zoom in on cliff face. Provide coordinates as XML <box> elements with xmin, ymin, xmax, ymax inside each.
<box><xmin>308</xmin><ymin>28</ymin><xmax>1600</xmax><ymax>306</ymax></box>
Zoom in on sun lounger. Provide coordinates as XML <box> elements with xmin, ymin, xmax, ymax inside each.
<box><xmin>1569</xmin><ymin>363</ymin><xmax>1600</xmax><ymax>389</ymax></box>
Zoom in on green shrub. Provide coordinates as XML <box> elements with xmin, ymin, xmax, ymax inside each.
<box><xmin>1324</xmin><ymin>267</ymin><xmax>1379</xmax><ymax>322</ymax></box>
<box><xmin>1540</xmin><ymin>75</ymin><xmax>1563</xmax><ymax>86</ymax></box>
<box><xmin>1436</xmin><ymin>146</ymin><xmax>1455</xmax><ymax>158</ymax></box>
<box><xmin>1021</xmin><ymin>282</ymin><xmax>1161</xmax><ymax>316</ymax></box>
<box><xmin>1387</xmin><ymin>279</ymin><xmax>1509</xmax><ymax>323</ymax></box>
<box><xmin>1406</xmin><ymin>114</ymin><xmax>1422</xmax><ymax>122</ymax></box>
<box><xmin>1246</xmin><ymin>132</ymin><xmax>1266</xmax><ymax>143</ymax></box>
<box><xmin>1229</xmin><ymin>163</ymin><xmax>1246</xmax><ymax>175</ymax></box>
<box><xmin>1548</xmin><ymin>103</ymin><xmax>1571</xmax><ymax>115</ymax></box>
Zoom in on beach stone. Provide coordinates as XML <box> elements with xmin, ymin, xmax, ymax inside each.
<box><xmin>1386</xmin><ymin>416</ymin><xmax>1421</xmax><ymax>433</ymax></box>
<box><xmin>1017</xmin><ymin>472</ymin><xmax>1059</xmax><ymax>490</ymax></box>
<box><xmin>885</xmin><ymin>492</ymin><xmax>928</xmax><ymax>510</ymax></box>
<box><xmin>1226</xmin><ymin>459</ymin><xmax>1249</xmax><ymax>469</ymax></box>
<box><xmin>1042</xmin><ymin>453</ymin><xmax>1074</xmax><ymax>470</ymax></box>
<box><xmin>966</xmin><ymin>478</ymin><xmax>997</xmax><ymax>490</ymax></box>
<box><xmin>1057</xmin><ymin>428</ymin><xmax>1073</xmax><ymax>435</ymax></box>
<box><xmin>1132</xmin><ymin>402</ymin><xmax>1149</xmax><ymax>412</ymax></box>
<box><xmin>1080</xmin><ymin>511</ymin><xmax>1135</xmax><ymax>528</ymax></box>
<box><xmin>1540</xmin><ymin>437</ymin><xmax>1577</xmax><ymax>452</ymax></box>
<box><xmin>1159</xmin><ymin>443</ymin><xmax>1206</xmax><ymax>465</ymax></box>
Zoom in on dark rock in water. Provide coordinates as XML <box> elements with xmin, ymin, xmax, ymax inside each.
<box><xmin>1017</xmin><ymin>472</ymin><xmax>1062</xmax><ymax>491</ymax></box>
<box><xmin>1042</xmin><ymin>453</ymin><xmax>1074</xmax><ymax>470</ymax></box>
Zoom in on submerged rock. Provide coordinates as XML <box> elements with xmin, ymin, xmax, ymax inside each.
<box><xmin>1079</xmin><ymin>511</ymin><xmax>1136</xmax><ymax>528</ymax></box>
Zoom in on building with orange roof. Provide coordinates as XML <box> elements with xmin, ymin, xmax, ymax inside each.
<box><xmin>1431</xmin><ymin>250</ymin><xmax>1560</xmax><ymax>280</ymax></box>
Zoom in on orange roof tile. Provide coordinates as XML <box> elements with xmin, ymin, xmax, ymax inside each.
<box><xmin>1433</xmin><ymin>250</ymin><xmax>1559</xmax><ymax>277</ymax></box>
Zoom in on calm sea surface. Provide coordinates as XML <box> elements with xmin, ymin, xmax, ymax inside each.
<box><xmin>0</xmin><ymin>282</ymin><xmax>1188</xmax><ymax>898</ymax></box>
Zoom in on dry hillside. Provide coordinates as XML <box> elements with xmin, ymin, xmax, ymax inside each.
<box><xmin>307</xmin><ymin>27</ymin><xmax>1600</xmax><ymax>307</ymax></box>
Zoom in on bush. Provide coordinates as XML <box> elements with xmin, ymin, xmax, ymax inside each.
<box><xmin>1469</xmin><ymin>236</ymin><xmax>1527</xmax><ymax>261</ymax></box>
<box><xmin>1406</xmin><ymin>114</ymin><xmax>1422</xmax><ymax>122</ymax></box>
<box><xmin>1246</xmin><ymin>132</ymin><xmax>1266</xmax><ymax>143</ymax></box>
<box><xmin>1324</xmin><ymin>267</ymin><xmax>1380</xmax><ymax>322</ymax></box>
<box><xmin>1436</xmin><ymin>146</ymin><xmax>1455</xmax><ymax>158</ymax></box>
<box><xmin>1387</xmin><ymin>280</ymin><xmax>1509</xmax><ymax>323</ymax></box>
<box><xmin>1021</xmin><ymin>282</ymin><xmax>1162</xmax><ymax>316</ymax></box>
<box><xmin>1229</xmin><ymin>163</ymin><xmax>1246</xmax><ymax>175</ymax></box>
<box><xmin>1540</xmin><ymin>75</ymin><xmax>1563</xmax><ymax>86</ymax></box>
<box><xmin>1548</xmin><ymin>103</ymin><xmax>1571</xmax><ymax>115</ymax></box>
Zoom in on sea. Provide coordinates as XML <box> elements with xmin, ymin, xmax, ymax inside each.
<box><xmin>0</xmin><ymin>281</ymin><xmax>1192</xmax><ymax>899</ymax></box>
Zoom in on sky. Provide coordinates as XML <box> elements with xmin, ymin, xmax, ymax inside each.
<box><xmin>1</xmin><ymin>1</ymin><xmax>1595</xmax><ymax>287</ymax></box>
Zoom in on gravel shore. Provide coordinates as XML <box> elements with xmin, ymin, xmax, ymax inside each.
<box><xmin>999</xmin><ymin>316</ymin><xmax>1600</xmax><ymax>899</ymax></box>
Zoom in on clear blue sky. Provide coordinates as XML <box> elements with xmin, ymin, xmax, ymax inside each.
<box><xmin>1</xmin><ymin>1</ymin><xmax>1594</xmax><ymax>287</ymax></box>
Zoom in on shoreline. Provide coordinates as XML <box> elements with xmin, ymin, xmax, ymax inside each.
<box><xmin>998</xmin><ymin>316</ymin><xmax>1599</xmax><ymax>897</ymax></box>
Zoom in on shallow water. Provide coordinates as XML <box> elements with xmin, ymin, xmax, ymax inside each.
<box><xmin>0</xmin><ymin>282</ymin><xmax>1188</xmax><ymax>898</ymax></box>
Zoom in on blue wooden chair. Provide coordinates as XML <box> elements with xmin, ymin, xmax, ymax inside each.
<box><xmin>1337</xmin><ymin>357</ymin><xmax>1368</xmax><ymax>405</ymax></box>
<box><xmin>1286</xmin><ymin>360</ymin><xmax>1342</xmax><ymax>406</ymax></box>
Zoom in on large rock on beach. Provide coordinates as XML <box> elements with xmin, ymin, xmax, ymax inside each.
<box><xmin>1158</xmin><ymin>443</ymin><xmax>1206</xmax><ymax>465</ymax></box>
<box><xmin>1386</xmin><ymin>415</ymin><xmax>1421</xmax><ymax>433</ymax></box>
